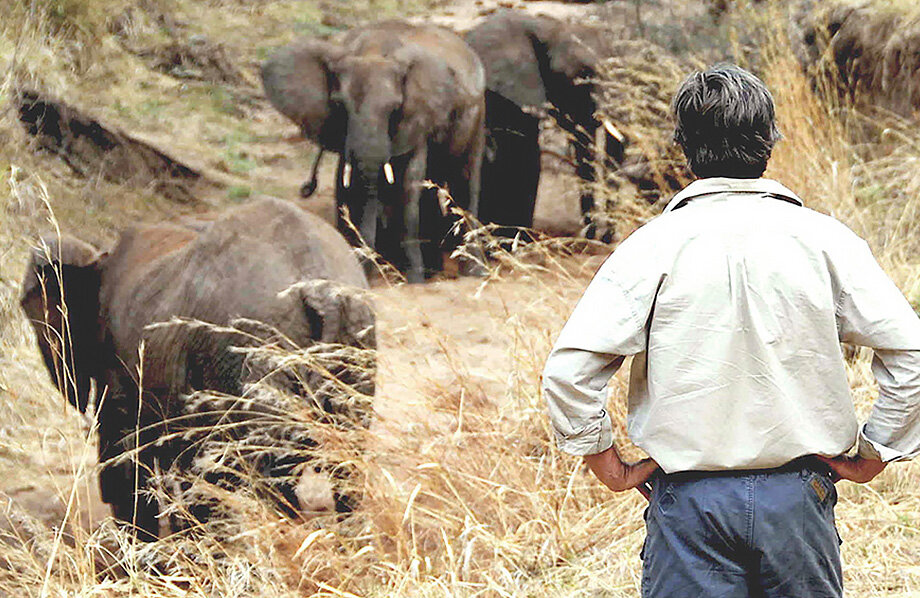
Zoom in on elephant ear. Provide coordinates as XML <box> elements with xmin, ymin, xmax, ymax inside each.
<box><xmin>20</xmin><ymin>234</ymin><xmax>103</xmax><ymax>413</ymax></box>
<box><xmin>292</xmin><ymin>279</ymin><xmax>376</xmax><ymax>349</ymax></box>
<box><xmin>261</xmin><ymin>39</ymin><xmax>347</xmax><ymax>151</ymax></box>
<box><xmin>465</xmin><ymin>11</ymin><xmax>549</xmax><ymax>111</ymax></box>
<box><xmin>544</xmin><ymin>21</ymin><xmax>601</xmax><ymax>83</ymax></box>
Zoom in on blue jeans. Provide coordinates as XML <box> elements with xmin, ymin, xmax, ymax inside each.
<box><xmin>641</xmin><ymin>460</ymin><xmax>843</xmax><ymax>598</ymax></box>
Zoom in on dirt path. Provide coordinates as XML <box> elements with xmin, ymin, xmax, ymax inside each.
<box><xmin>413</xmin><ymin>0</ymin><xmax>600</xmax><ymax>30</ymax></box>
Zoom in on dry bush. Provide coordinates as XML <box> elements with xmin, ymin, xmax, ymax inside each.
<box><xmin>593</xmin><ymin>37</ymin><xmax>696</xmax><ymax>231</ymax></box>
<box><xmin>795</xmin><ymin>0</ymin><xmax>920</xmax><ymax>120</ymax></box>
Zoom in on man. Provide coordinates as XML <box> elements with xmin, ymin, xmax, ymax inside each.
<box><xmin>542</xmin><ymin>64</ymin><xmax>920</xmax><ymax>597</ymax></box>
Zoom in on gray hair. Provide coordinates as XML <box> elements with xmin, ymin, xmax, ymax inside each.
<box><xmin>672</xmin><ymin>64</ymin><xmax>781</xmax><ymax>178</ymax></box>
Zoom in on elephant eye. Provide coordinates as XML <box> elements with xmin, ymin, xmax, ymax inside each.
<box><xmin>388</xmin><ymin>108</ymin><xmax>403</xmax><ymax>139</ymax></box>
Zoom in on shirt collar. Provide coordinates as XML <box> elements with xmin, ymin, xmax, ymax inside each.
<box><xmin>663</xmin><ymin>178</ymin><xmax>804</xmax><ymax>214</ymax></box>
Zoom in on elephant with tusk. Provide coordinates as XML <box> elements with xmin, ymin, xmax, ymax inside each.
<box><xmin>20</xmin><ymin>198</ymin><xmax>375</xmax><ymax>539</ymax></box>
<box><xmin>261</xmin><ymin>21</ymin><xmax>488</xmax><ymax>283</ymax></box>
<box><xmin>466</xmin><ymin>10</ymin><xmax>627</xmax><ymax>242</ymax></box>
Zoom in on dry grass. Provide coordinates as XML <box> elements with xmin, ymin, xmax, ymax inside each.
<box><xmin>2</xmin><ymin>0</ymin><xmax>920</xmax><ymax>597</ymax></box>
<box><xmin>592</xmin><ymin>37</ymin><xmax>696</xmax><ymax>228</ymax></box>
<box><xmin>794</xmin><ymin>0</ymin><xmax>920</xmax><ymax>121</ymax></box>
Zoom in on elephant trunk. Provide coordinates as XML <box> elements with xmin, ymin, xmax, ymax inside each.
<box><xmin>358</xmin><ymin>163</ymin><xmax>380</xmax><ymax>251</ymax></box>
<box><xmin>345</xmin><ymin>145</ymin><xmax>395</xmax><ymax>252</ymax></box>
<box><xmin>344</xmin><ymin>110</ymin><xmax>396</xmax><ymax>192</ymax></box>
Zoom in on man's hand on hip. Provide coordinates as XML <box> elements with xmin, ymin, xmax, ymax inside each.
<box><xmin>584</xmin><ymin>446</ymin><xmax>659</xmax><ymax>499</ymax></box>
<box><xmin>816</xmin><ymin>454</ymin><xmax>888</xmax><ymax>483</ymax></box>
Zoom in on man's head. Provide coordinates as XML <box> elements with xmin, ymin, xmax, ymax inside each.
<box><xmin>672</xmin><ymin>64</ymin><xmax>780</xmax><ymax>179</ymax></box>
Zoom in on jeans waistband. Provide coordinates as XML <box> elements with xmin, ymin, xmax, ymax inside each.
<box><xmin>660</xmin><ymin>455</ymin><xmax>832</xmax><ymax>484</ymax></box>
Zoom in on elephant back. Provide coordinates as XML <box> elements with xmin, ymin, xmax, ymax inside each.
<box><xmin>217</xmin><ymin>197</ymin><xmax>368</xmax><ymax>291</ymax></box>
<box><xmin>466</xmin><ymin>11</ymin><xmax>551</xmax><ymax>111</ymax></box>
<box><xmin>97</xmin><ymin>198</ymin><xmax>370</xmax><ymax>391</ymax></box>
<box><xmin>466</xmin><ymin>10</ymin><xmax>604</xmax><ymax>113</ymax></box>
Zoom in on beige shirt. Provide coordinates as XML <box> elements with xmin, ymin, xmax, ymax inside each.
<box><xmin>543</xmin><ymin>178</ymin><xmax>920</xmax><ymax>473</ymax></box>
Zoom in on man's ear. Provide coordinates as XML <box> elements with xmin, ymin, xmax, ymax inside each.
<box><xmin>20</xmin><ymin>234</ymin><xmax>104</xmax><ymax>413</ymax></box>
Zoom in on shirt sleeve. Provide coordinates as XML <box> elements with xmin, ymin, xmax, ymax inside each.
<box><xmin>542</xmin><ymin>237</ymin><xmax>662</xmax><ymax>456</ymax></box>
<box><xmin>836</xmin><ymin>238</ymin><xmax>920</xmax><ymax>462</ymax></box>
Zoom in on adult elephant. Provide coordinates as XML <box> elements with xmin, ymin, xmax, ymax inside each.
<box><xmin>20</xmin><ymin>198</ymin><xmax>375</xmax><ymax>539</ymax></box>
<box><xmin>466</xmin><ymin>10</ymin><xmax>626</xmax><ymax>241</ymax></box>
<box><xmin>261</xmin><ymin>21</ymin><xmax>487</xmax><ymax>282</ymax></box>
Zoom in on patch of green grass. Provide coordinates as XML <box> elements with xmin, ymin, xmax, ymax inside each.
<box><xmin>112</xmin><ymin>99</ymin><xmax>132</xmax><ymax>117</ymax></box>
<box><xmin>854</xmin><ymin>182</ymin><xmax>886</xmax><ymax>207</ymax></box>
<box><xmin>219</xmin><ymin>129</ymin><xmax>259</xmax><ymax>175</ymax></box>
<box><xmin>227</xmin><ymin>184</ymin><xmax>252</xmax><ymax>201</ymax></box>
<box><xmin>221</xmin><ymin>129</ymin><xmax>257</xmax><ymax>145</ymax></box>
<box><xmin>137</xmin><ymin>98</ymin><xmax>167</xmax><ymax>118</ymax></box>
<box><xmin>221</xmin><ymin>149</ymin><xmax>257</xmax><ymax>175</ymax></box>
<box><xmin>255</xmin><ymin>45</ymin><xmax>276</xmax><ymax>61</ymax></box>
<box><xmin>293</xmin><ymin>20</ymin><xmax>346</xmax><ymax>36</ymax></box>
<box><xmin>207</xmin><ymin>85</ymin><xmax>242</xmax><ymax>117</ymax></box>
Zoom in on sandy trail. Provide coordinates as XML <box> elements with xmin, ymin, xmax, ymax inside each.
<box><xmin>412</xmin><ymin>0</ymin><xmax>600</xmax><ymax>31</ymax></box>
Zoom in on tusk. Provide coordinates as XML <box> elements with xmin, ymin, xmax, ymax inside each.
<box><xmin>603</xmin><ymin>120</ymin><xmax>626</xmax><ymax>143</ymax></box>
<box><xmin>384</xmin><ymin>162</ymin><xmax>395</xmax><ymax>185</ymax></box>
<box><xmin>343</xmin><ymin>162</ymin><xmax>352</xmax><ymax>189</ymax></box>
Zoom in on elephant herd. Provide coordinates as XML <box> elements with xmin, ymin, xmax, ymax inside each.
<box><xmin>262</xmin><ymin>10</ymin><xmax>626</xmax><ymax>281</ymax></box>
<box><xmin>19</xmin><ymin>10</ymin><xmax>627</xmax><ymax>540</ymax></box>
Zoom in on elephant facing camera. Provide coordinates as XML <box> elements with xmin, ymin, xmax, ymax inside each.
<box><xmin>262</xmin><ymin>21</ymin><xmax>488</xmax><ymax>283</ymax></box>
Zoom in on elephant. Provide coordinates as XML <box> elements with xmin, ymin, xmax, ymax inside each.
<box><xmin>261</xmin><ymin>21</ymin><xmax>488</xmax><ymax>282</ymax></box>
<box><xmin>465</xmin><ymin>10</ymin><xmax>626</xmax><ymax>241</ymax></box>
<box><xmin>20</xmin><ymin>197</ymin><xmax>375</xmax><ymax>539</ymax></box>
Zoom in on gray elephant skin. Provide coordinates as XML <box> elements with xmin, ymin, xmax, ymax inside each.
<box><xmin>261</xmin><ymin>21</ymin><xmax>487</xmax><ymax>282</ymax></box>
<box><xmin>20</xmin><ymin>198</ymin><xmax>375</xmax><ymax>539</ymax></box>
<box><xmin>466</xmin><ymin>11</ymin><xmax>626</xmax><ymax>241</ymax></box>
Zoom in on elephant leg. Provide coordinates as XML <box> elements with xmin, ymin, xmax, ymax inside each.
<box><xmin>462</xmin><ymin>111</ymin><xmax>486</xmax><ymax>222</ymax></box>
<box><xmin>500</xmin><ymin>116</ymin><xmax>540</xmax><ymax>236</ymax></box>
<box><xmin>551</xmin><ymin>106</ymin><xmax>615</xmax><ymax>243</ymax></box>
<box><xmin>478</xmin><ymin>104</ymin><xmax>540</xmax><ymax>238</ymax></box>
<box><xmin>98</xmin><ymin>402</ymin><xmax>159</xmax><ymax>540</ymax></box>
<box><xmin>335</xmin><ymin>155</ymin><xmax>361</xmax><ymax>246</ymax></box>
<box><xmin>403</xmin><ymin>146</ymin><xmax>428</xmax><ymax>283</ymax></box>
<box><xmin>520</xmin><ymin>121</ymin><xmax>541</xmax><ymax>235</ymax></box>
<box><xmin>445</xmin><ymin>153</ymin><xmax>488</xmax><ymax>277</ymax></box>
<box><xmin>573</xmin><ymin>132</ymin><xmax>596</xmax><ymax>216</ymax></box>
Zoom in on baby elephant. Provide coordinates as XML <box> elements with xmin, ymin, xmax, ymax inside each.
<box><xmin>20</xmin><ymin>198</ymin><xmax>375</xmax><ymax>539</ymax></box>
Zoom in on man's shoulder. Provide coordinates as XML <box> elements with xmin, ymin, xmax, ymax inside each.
<box><xmin>789</xmin><ymin>204</ymin><xmax>869</xmax><ymax>249</ymax></box>
<box><xmin>650</xmin><ymin>187</ymin><xmax>866</xmax><ymax>247</ymax></box>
